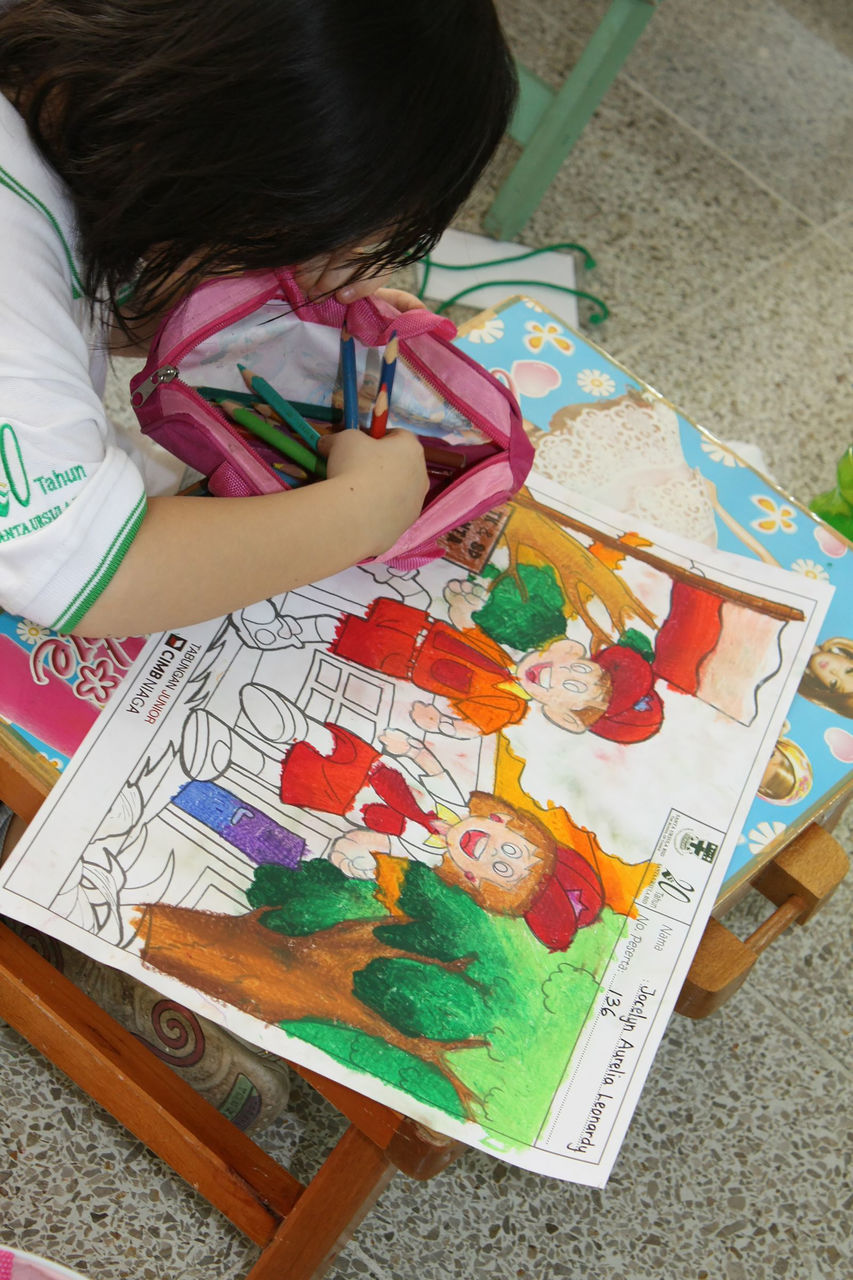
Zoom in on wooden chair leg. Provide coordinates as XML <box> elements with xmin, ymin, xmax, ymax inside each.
<box><xmin>245</xmin><ymin>1126</ymin><xmax>394</xmax><ymax>1280</ymax></box>
<box><xmin>0</xmin><ymin>920</ymin><xmax>302</xmax><ymax>1244</ymax></box>
<box><xmin>484</xmin><ymin>0</ymin><xmax>659</xmax><ymax>240</ymax></box>
<box><xmin>676</xmin><ymin>824</ymin><xmax>849</xmax><ymax>1019</ymax></box>
<box><xmin>0</xmin><ymin>921</ymin><xmax>463</xmax><ymax>1277</ymax></box>
<box><xmin>752</xmin><ymin>822</ymin><xmax>850</xmax><ymax>923</ymax></box>
<box><xmin>294</xmin><ymin>1064</ymin><xmax>464</xmax><ymax>1182</ymax></box>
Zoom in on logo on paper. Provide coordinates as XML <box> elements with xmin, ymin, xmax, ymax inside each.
<box><xmin>676</xmin><ymin>831</ymin><xmax>719</xmax><ymax>864</ymax></box>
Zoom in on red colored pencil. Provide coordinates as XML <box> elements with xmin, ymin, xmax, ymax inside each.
<box><xmin>369</xmin><ymin>386</ymin><xmax>389</xmax><ymax>439</ymax></box>
<box><xmin>369</xmin><ymin>331</ymin><xmax>398</xmax><ymax>438</ymax></box>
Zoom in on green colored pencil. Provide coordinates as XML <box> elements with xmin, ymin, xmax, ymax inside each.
<box><xmin>238</xmin><ymin>364</ymin><xmax>322</xmax><ymax>452</ymax></box>
<box><xmin>196</xmin><ymin>385</ymin><xmax>258</xmax><ymax>408</ymax></box>
<box><xmin>198</xmin><ymin>383</ymin><xmax>341</xmax><ymax>426</ymax></box>
<box><xmin>287</xmin><ymin>399</ymin><xmax>343</xmax><ymax>425</ymax></box>
<box><xmin>220</xmin><ymin>400</ymin><xmax>326</xmax><ymax>478</ymax></box>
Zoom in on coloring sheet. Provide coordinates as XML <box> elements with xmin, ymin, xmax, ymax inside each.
<box><xmin>455</xmin><ymin>297</ymin><xmax>853</xmax><ymax>898</ymax></box>
<box><xmin>0</xmin><ymin>477</ymin><xmax>831</xmax><ymax>1185</ymax></box>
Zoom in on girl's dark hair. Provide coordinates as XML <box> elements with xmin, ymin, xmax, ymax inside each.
<box><xmin>0</xmin><ymin>0</ymin><xmax>516</xmax><ymax>331</ymax></box>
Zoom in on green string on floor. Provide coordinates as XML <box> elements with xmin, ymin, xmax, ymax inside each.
<box><xmin>417</xmin><ymin>241</ymin><xmax>609</xmax><ymax>324</ymax></box>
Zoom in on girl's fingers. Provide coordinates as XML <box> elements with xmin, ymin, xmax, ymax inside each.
<box><xmin>371</xmin><ymin>287</ymin><xmax>428</xmax><ymax>312</ymax></box>
<box><xmin>334</xmin><ymin>271</ymin><xmax>394</xmax><ymax>304</ymax></box>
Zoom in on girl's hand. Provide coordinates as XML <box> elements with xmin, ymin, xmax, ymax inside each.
<box><xmin>321</xmin><ymin>428</ymin><xmax>429</xmax><ymax>556</ymax></box>
<box><xmin>355</xmin><ymin>286</ymin><xmax>427</xmax><ymax>313</ymax></box>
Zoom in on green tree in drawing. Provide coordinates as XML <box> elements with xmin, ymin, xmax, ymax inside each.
<box><xmin>474</xmin><ymin>562</ymin><xmax>567</xmax><ymax>649</ymax></box>
<box><xmin>255</xmin><ymin>859</ymin><xmax>626</xmax><ymax>1139</ymax></box>
<box><xmin>139</xmin><ymin>857</ymin><xmax>626</xmax><ymax>1142</ymax></box>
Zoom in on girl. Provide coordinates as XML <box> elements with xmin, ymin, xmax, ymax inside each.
<box><xmin>0</xmin><ymin>0</ymin><xmax>517</xmax><ymax>638</ymax></box>
<box><xmin>0</xmin><ymin>0</ymin><xmax>517</xmax><ymax>1118</ymax></box>
<box><xmin>797</xmin><ymin>637</ymin><xmax>853</xmax><ymax>718</ymax></box>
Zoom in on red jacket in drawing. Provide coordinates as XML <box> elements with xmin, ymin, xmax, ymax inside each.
<box><xmin>330</xmin><ymin>582</ymin><xmax>741</xmax><ymax>746</ymax></box>
<box><xmin>279</xmin><ymin>722</ymin><xmax>443</xmax><ymax>838</ymax></box>
<box><xmin>332</xmin><ymin>597</ymin><xmax>528</xmax><ymax>736</ymax></box>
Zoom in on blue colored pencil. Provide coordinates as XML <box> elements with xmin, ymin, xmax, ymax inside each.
<box><xmin>271</xmin><ymin>464</ymin><xmax>303</xmax><ymax>488</ymax></box>
<box><xmin>340</xmin><ymin>324</ymin><xmax>359</xmax><ymax>430</ymax></box>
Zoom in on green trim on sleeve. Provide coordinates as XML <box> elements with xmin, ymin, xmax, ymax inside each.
<box><xmin>0</xmin><ymin>164</ymin><xmax>85</xmax><ymax>299</ymax></box>
<box><xmin>52</xmin><ymin>494</ymin><xmax>147</xmax><ymax>633</ymax></box>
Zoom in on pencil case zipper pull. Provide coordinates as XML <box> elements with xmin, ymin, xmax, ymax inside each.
<box><xmin>131</xmin><ymin>364</ymin><xmax>179</xmax><ymax>406</ymax></box>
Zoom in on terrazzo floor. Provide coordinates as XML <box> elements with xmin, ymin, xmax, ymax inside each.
<box><xmin>2</xmin><ymin>1</ymin><xmax>852</xmax><ymax>1277</ymax></box>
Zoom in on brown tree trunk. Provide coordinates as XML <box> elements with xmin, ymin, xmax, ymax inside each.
<box><xmin>497</xmin><ymin>497</ymin><xmax>657</xmax><ymax>649</ymax></box>
<box><xmin>136</xmin><ymin>903</ymin><xmax>484</xmax><ymax>1115</ymax></box>
<box><xmin>511</xmin><ymin>490</ymin><xmax>804</xmax><ymax>624</ymax></box>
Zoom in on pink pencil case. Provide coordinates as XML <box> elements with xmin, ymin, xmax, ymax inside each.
<box><xmin>0</xmin><ymin>1249</ymin><xmax>90</xmax><ymax>1280</ymax></box>
<box><xmin>129</xmin><ymin>270</ymin><xmax>532</xmax><ymax>569</ymax></box>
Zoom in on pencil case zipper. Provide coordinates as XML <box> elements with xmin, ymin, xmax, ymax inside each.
<box><xmin>130</xmin><ymin>279</ymin><xmax>299</xmax><ymax>491</ymax></box>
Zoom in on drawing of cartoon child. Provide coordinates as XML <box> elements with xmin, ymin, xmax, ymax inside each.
<box><xmin>332</xmin><ymin>560</ymin><xmax>790</xmax><ymax>745</ymax></box>
<box><xmin>797</xmin><ymin>637</ymin><xmax>853</xmax><ymax>718</ymax></box>
<box><xmin>330</xmin><ymin>594</ymin><xmax>663</xmax><ymax>742</ymax></box>
<box><xmin>279</xmin><ymin>725</ymin><xmax>604</xmax><ymax>952</ymax></box>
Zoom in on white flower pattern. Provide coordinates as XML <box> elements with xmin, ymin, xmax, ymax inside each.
<box><xmin>16</xmin><ymin>619</ymin><xmax>49</xmax><ymax>646</ymax></box>
<box><xmin>790</xmin><ymin>558</ymin><xmax>829</xmax><ymax>582</ymax></box>
<box><xmin>746</xmin><ymin>820</ymin><xmax>786</xmax><ymax>855</ymax></box>
<box><xmin>465</xmin><ymin>316</ymin><xmax>505</xmax><ymax>345</ymax></box>
<box><xmin>524</xmin><ymin>321</ymin><xmax>574</xmax><ymax>355</ymax></box>
<box><xmin>750</xmin><ymin>494</ymin><xmax>797</xmax><ymax>535</ymax></box>
<box><xmin>576</xmin><ymin>368</ymin><xmax>616</xmax><ymax>397</ymax></box>
<box><xmin>700</xmin><ymin>440</ymin><xmax>746</xmax><ymax>468</ymax></box>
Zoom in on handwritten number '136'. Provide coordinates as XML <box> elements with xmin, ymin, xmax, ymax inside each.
<box><xmin>0</xmin><ymin>423</ymin><xmax>31</xmax><ymax>518</ymax></box>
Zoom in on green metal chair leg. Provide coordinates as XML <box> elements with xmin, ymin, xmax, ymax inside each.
<box><xmin>484</xmin><ymin>0</ymin><xmax>660</xmax><ymax>241</ymax></box>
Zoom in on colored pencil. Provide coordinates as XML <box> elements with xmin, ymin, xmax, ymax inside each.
<box><xmin>380</xmin><ymin>331</ymin><xmax>399</xmax><ymax>401</ymax></box>
<box><xmin>219</xmin><ymin>400</ymin><xmax>326</xmax><ymax>478</ymax></box>
<box><xmin>288</xmin><ymin>399</ymin><xmax>343</xmax><ymax>425</ymax></box>
<box><xmin>238</xmin><ymin>364</ymin><xmax>322</xmax><ymax>451</ymax></box>
<box><xmin>196</xmin><ymin>385</ymin><xmax>257</xmax><ymax>406</ymax></box>
<box><xmin>340</xmin><ymin>324</ymin><xmax>359</xmax><ymax>430</ymax></box>
<box><xmin>369</xmin><ymin>386</ymin><xmax>389</xmax><ymax>439</ymax></box>
<box><xmin>196</xmin><ymin>385</ymin><xmax>284</xmax><ymax>423</ymax></box>
<box><xmin>200</xmin><ymin>383</ymin><xmax>339</xmax><ymax>430</ymax></box>
<box><xmin>271</xmin><ymin>465</ymin><xmax>302</xmax><ymax>488</ymax></box>
<box><xmin>369</xmin><ymin>331</ymin><xmax>398</xmax><ymax>438</ymax></box>
<box><xmin>268</xmin><ymin>457</ymin><xmax>309</xmax><ymax>481</ymax></box>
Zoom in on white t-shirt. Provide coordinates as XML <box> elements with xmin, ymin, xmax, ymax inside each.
<box><xmin>0</xmin><ymin>94</ymin><xmax>184</xmax><ymax>631</ymax></box>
